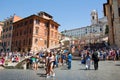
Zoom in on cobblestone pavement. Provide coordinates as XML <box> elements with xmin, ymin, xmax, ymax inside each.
<box><xmin>0</xmin><ymin>61</ymin><xmax>120</xmax><ymax>80</ymax></box>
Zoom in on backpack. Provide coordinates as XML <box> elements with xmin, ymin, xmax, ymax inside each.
<box><xmin>92</xmin><ymin>52</ymin><xmax>99</xmax><ymax>62</ymax></box>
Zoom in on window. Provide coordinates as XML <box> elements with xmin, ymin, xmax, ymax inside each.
<box><xmin>55</xmin><ymin>42</ymin><xmax>57</xmax><ymax>45</ymax></box>
<box><xmin>92</xmin><ymin>16</ymin><xmax>94</xmax><ymax>20</ymax></box>
<box><xmin>20</xmin><ymin>22</ymin><xmax>23</xmax><ymax>27</ymax></box>
<box><xmin>23</xmin><ymin>39</ymin><xmax>25</xmax><ymax>45</ymax></box>
<box><xmin>51</xmin><ymin>24</ymin><xmax>54</xmax><ymax>29</ymax></box>
<box><xmin>93</xmin><ymin>28</ymin><xmax>95</xmax><ymax>32</ymax></box>
<box><xmin>44</xmin><ymin>29</ymin><xmax>47</xmax><ymax>36</ymax></box>
<box><xmin>3</xmin><ymin>29</ymin><xmax>5</xmax><ymax>32</ymax></box>
<box><xmin>6</xmin><ymin>28</ymin><xmax>8</xmax><ymax>32</ymax></box>
<box><xmin>26</xmin><ymin>39</ymin><xmax>27</xmax><ymax>45</ymax></box>
<box><xmin>29</xmin><ymin>38</ymin><xmax>31</xmax><ymax>45</ymax></box>
<box><xmin>45</xmin><ymin>22</ymin><xmax>49</xmax><ymax>27</ymax></box>
<box><xmin>26</xmin><ymin>28</ymin><xmax>28</xmax><ymax>34</ymax></box>
<box><xmin>17</xmin><ymin>32</ymin><xmax>18</xmax><ymax>36</ymax></box>
<box><xmin>20</xmin><ymin>31</ymin><xmax>22</xmax><ymax>35</ymax></box>
<box><xmin>2</xmin><ymin>35</ymin><xmax>4</xmax><ymax>39</ymax></box>
<box><xmin>100</xmin><ymin>28</ymin><xmax>102</xmax><ymax>31</ymax></box>
<box><xmin>51</xmin><ymin>31</ymin><xmax>53</xmax><ymax>37</ymax></box>
<box><xmin>55</xmin><ymin>26</ymin><xmax>58</xmax><ymax>30</ymax></box>
<box><xmin>24</xmin><ymin>30</ymin><xmax>26</xmax><ymax>35</ymax></box>
<box><xmin>44</xmin><ymin>40</ymin><xmax>47</xmax><ymax>45</ymax></box>
<box><xmin>55</xmin><ymin>32</ymin><xmax>57</xmax><ymax>38</ymax></box>
<box><xmin>4</xmin><ymin>42</ymin><xmax>6</xmax><ymax>46</ymax></box>
<box><xmin>7</xmin><ymin>22</ymin><xmax>9</xmax><ymax>26</ymax></box>
<box><xmin>85</xmin><ymin>28</ymin><xmax>87</xmax><ymax>34</ymax></box>
<box><xmin>29</xmin><ymin>19</ymin><xmax>33</xmax><ymax>24</ymax></box>
<box><xmin>16</xmin><ymin>41</ymin><xmax>18</xmax><ymax>46</ymax></box>
<box><xmin>9</xmin><ymin>26</ymin><xmax>12</xmax><ymax>30</ymax></box>
<box><xmin>10</xmin><ymin>20</ymin><xmax>12</xmax><ymax>24</ymax></box>
<box><xmin>6</xmin><ymin>34</ymin><xmax>7</xmax><ymax>38</ymax></box>
<box><xmin>35</xmin><ymin>38</ymin><xmax>38</xmax><ymax>44</ymax></box>
<box><xmin>35</xmin><ymin>19</ymin><xmax>40</xmax><ymax>24</ymax></box>
<box><xmin>13</xmin><ymin>26</ymin><xmax>15</xmax><ymax>30</ymax></box>
<box><xmin>4</xmin><ymin>23</ymin><xmax>6</xmax><ymax>27</ymax></box>
<box><xmin>9</xmin><ymin>33</ymin><xmax>11</xmax><ymax>38</ymax></box>
<box><xmin>35</xmin><ymin>27</ymin><xmax>39</xmax><ymax>34</ymax></box>
<box><xmin>29</xmin><ymin>28</ymin><xmax>32</xmax><ymax>34</ymax></box>
<box><xmin>8</xmin><ymin>41</ymin><xmax>10</xmax><ymax>46</ymax></box>
<box><xmin>19</xmin><ymin>40</ymin><xmax>21</xmax><ymax>46</ymax></box>
<box><xmin>24</xmin><ymin>21</ymin><xmax>28</xmax><ymax>25</ymax></box>
<box><xmin>51</xmin><ymin>41</ymin><xmax>53</xmax><ymax>45</ymax></box>
<box><xmin>17</xmin><ymin>24</ymin><xmax>20</xmax><ymax>28</ymax></box>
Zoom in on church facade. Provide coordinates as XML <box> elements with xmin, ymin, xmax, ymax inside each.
<box><xmin>61</xmin><ymin>10</ymin><xmax>108</xmax><ymax>44</ymax></box>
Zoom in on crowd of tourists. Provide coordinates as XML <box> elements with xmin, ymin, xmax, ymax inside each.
<box><xmin>0</xmin><ymin>47</ymin><xmax>120</xmax><ymax>78</ymax></box>
<box><xmin>80</xmin><ymin>48</ymin><xmax>120</xmax><ymax>61</ymax></box>
<box><xmin>80</xmin><ymin>48</ymin><xmax>120</xmax><ymax>70</ymax></box>
<box><xmin>27</xmin><ymin>49</ymin><xmax>72</xmax><ymax>78</ymax></box>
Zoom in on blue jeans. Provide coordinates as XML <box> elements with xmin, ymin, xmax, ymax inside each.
<box><xmin>67</xmin><ymin>61</ymin><xmax>71</xmax><ymax>69</ymax></box>
<box><xmin>55</xmin><ymin>60</ymin><xmax>58</xmax><ymax>67</ymax></box>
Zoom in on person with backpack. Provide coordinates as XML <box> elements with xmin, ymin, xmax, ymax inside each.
<box><xmin>92</xmin><ymin>50</ymin><xmax>99</xmax><ymax>70</ymax></box>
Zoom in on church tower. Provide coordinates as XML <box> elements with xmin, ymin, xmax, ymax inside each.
<box><xmin>91</xmin><ymin>10</ymin><xmax>98</xmax><ymax>25</ymax></box>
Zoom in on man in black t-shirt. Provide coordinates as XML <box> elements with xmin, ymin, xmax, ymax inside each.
<box><xmin>92</xmin><ymin>50</ymin><xmax>99</xmax><ymax>70</ymax></box>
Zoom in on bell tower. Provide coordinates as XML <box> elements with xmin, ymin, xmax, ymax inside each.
<box><xmin>91</xmin><ymin>10</ymin><xmax>98</xmax><ymax>25</ymax></box>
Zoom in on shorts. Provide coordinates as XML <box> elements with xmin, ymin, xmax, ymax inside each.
<box><xmin>32</xmin><ymin>60</ymin><xmax>36</xmax><ymax>63</ymax></box>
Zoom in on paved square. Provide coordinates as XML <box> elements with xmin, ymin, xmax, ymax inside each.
<box><xmin>0</xmin><ymin>61</ymin><xmax>120</xmax><ymax>80</ymax></box>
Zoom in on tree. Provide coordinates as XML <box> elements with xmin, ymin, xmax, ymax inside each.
<box><xmin>105</xmin><ymin>25</ymin><xmax>109</xmax><ymax>34</ymax></box>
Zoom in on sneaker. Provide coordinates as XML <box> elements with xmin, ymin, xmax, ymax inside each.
<box><xmin>46</xmin><ymin>75</ymin><xmax>50</xmax><ymax>78</ymax></box>
<box><xmin>52</xmin><ymin>73</ymin><xmax>55</xmax><ymax>77</ymax></box>
<box><xmin>46</xmin><ymin>74</ymin><xmax>50</xmax><ymax>78</ymax></box>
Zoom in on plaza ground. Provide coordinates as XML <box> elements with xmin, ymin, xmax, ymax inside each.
<box><xmin>0</xmin><ymin>60</ymin><xmax>120</xmax><ymax>80</ymax></box>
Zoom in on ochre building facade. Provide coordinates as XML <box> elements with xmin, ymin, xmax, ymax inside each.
<box><xmin>12</xmin><ymin>12</ymin><xmax>60</xmax><ymax>53</ymax></box>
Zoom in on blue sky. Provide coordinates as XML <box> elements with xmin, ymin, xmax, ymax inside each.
<box><xmin>0</xmin><ymin>0</ymin><xmax>107</xmax><ymax>31</ymax></box>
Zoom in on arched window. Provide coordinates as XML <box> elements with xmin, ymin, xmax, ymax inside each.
<box><xmin>92</xmin><ymin>16</ymin><xmax>94</xmax><ymax>20</ymax></box>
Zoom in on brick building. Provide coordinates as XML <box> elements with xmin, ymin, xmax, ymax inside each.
<box><xmin>12</xmin><ymin>12</ymin><xmax>60</xmax><ymax>53</ymax></box>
